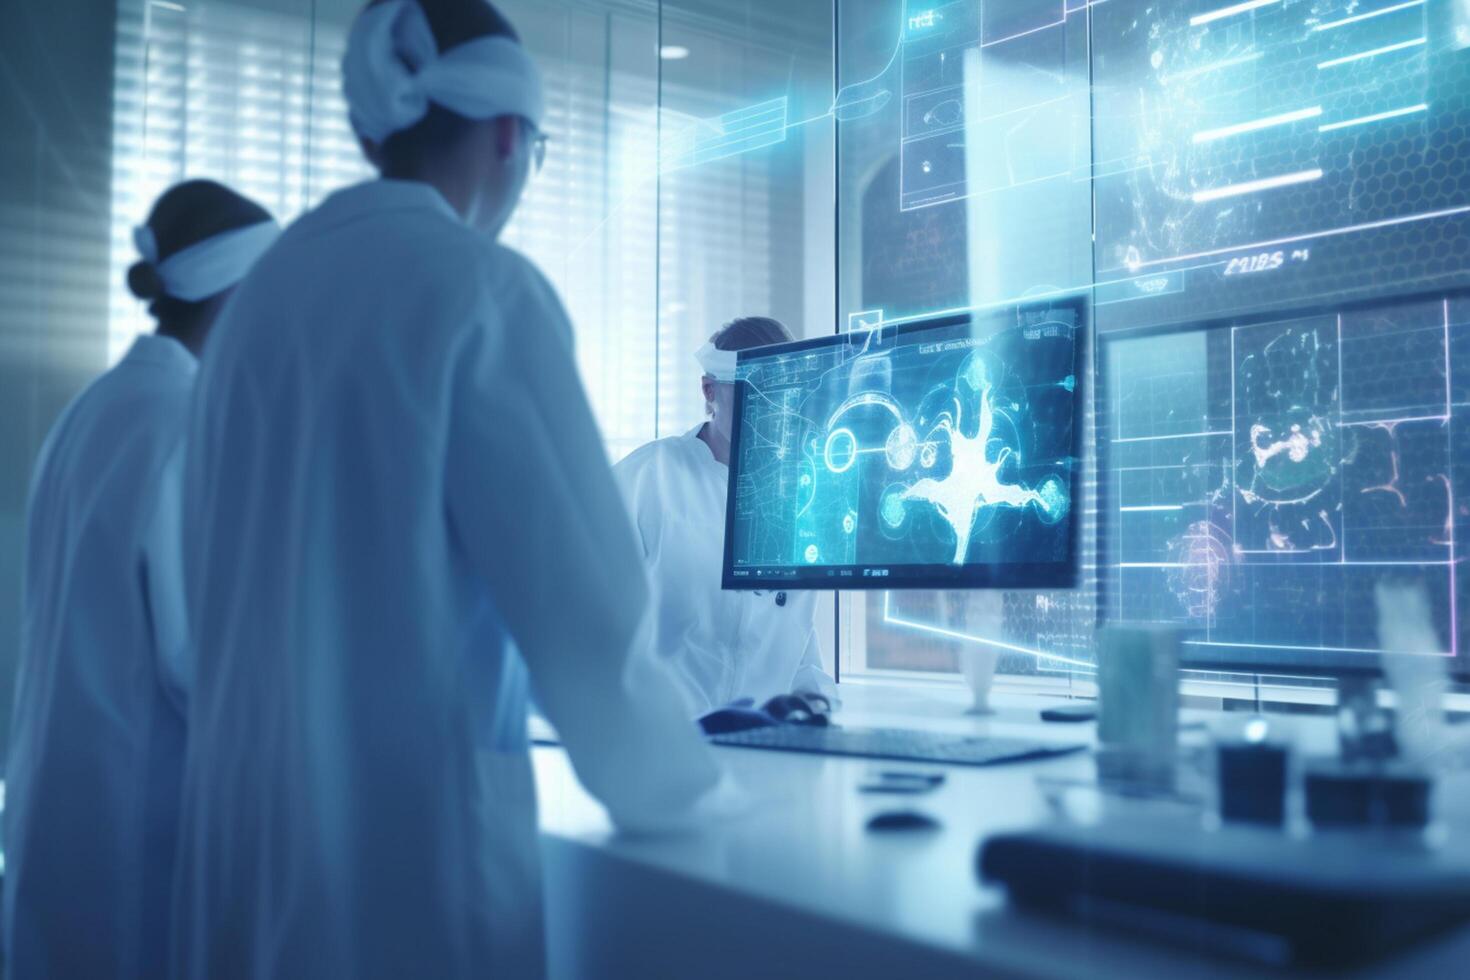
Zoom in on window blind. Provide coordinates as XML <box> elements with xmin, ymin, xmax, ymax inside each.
<box><xmin>110</xmin><ymin>0</ymin><xmax>774</xmax><ymax>462</ymax></box>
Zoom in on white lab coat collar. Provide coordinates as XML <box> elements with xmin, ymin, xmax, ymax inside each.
<box><xmin>682</xmin><ymin>422</ymin><xmax>724</xmax><ymax>471</ymax></box>
<box><xmin>126</xmin><ymin>333</ymin><xmax>198</xmax><ymax>373</ymax></box>
<box><xmin>315</xmin><ymin>178</ymin><xmax>462</xmax><ymax>230</ymax></box>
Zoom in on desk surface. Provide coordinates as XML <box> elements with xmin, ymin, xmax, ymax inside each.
<box><xmin>533</xmin><ymin>681</ymin><xmax>1470</xmax><ymax>980</ymax></box>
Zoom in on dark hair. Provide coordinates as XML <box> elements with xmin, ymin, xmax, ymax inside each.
<box><xmin>127</xmin><ymin>179</ymin><xmax>273</xmax><ymax>327</ymax></box>
<box><xmin>366</xmin><ymin>0</ymin><xmax>521</xmax><ymax>176</ymax></box>
<box><xmin>710</xmin><ymin>316</ymin><xmax>794</xmax><ymax>353</ymax></box>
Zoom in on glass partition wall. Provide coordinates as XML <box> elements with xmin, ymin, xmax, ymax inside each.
<box><xmin>104</xmin><ymin>0</ymin><xmax>842</xmax><ymax>685</ymax></box>
<box><xmin>111</xmin><ymin>0</ymin><xmax>666</xmax><ymax>456</ymax></box>
<box><xmin>834</xmin><ymin>0</ymin><xmax>1095</xmax><ymax>689</ymax></box>
<box><xmin>835</xmin><ymin>0</ymin><xmax>1470</xmax><ymax>698</ymax></box>
<box><xmin>90</xmin><ymin>0</ymin><xmax>1470</xmax><ymax>703</ymax></box>
<box><xmin>108</xmin><ymin>0</ymin><xmax>835</xmax><ymax>456</ymax></box>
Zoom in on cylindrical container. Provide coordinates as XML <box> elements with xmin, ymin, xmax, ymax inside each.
<box><xmin>1096</xmin><ymin>625</ymin><xmax>1181</xmax><ymax>788</ymax></box>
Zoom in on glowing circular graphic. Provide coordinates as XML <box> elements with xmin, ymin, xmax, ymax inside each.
<box><xmin>842</xmin><ymin>513</ymin><xmax>856</xmax><ymax>534</ymax></box>
<box><xmin>920</xmin><ymin>443</ymin><xmax>938</xmax><ymax>468</ymax></box>
<box><xmin>795</xmin><ymin>459</ymin><xmax>818</xmax><ymax>518</ymax></box>
<box><xmin>885</xmin><ymin>423</ymin><xmax>918</xmax><ymax>471</ymax></box>
<box><xmin>1033</xmin><ymin>476</ymin><xmax>1070</xmax><ymax>526</ymax></box>
<box><xmin>960</xmin><ymin>350</ymin><xmax>992</xmax><ymax>393</ymax></box>
<box><xmin>803</xmin><ymin>544</ymin><xmax>820</xmax><ymax>563</ymax></box>
<box><xmin>880</xmin><ymin>486</ymin><xmax>908</xmax><ymax>529</ymax></box>
<box><xmin>1166</xmin><ymin>521</ymin><xmax>1234</xmax><ymax>620</ymax></box>
<box><xmin>824</xmin><ymin>427</ymin><xmax>858</xmax><ymax>473</ymax></box>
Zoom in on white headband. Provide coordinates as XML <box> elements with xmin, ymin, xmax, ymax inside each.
<box><xmin>695</xmin><ymin>342</ymin><xmax>739</xmax><ymax>383</ymax></box>
<box><xmin>133</xmin><ymin>220</ymin><xmax>280</xmax><ymax>303</ymax></box>
<box><xmin>343</xmin><ymin>0</ymin><xmax>545</xmax><ymax>144</ymax></box>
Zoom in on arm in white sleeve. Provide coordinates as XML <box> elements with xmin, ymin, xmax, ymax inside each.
<box><xmin>609</xmin><ymin>453</ymin><xmax>710</xmax><ymax>717</ymax></box>
<box><xmin>141</xmin><ymin>442</ymin><xmax>190</xmax><ymax>715</ymax></box>
<box><xmin>610</xmin><ymin>456</ymin><xmax>652</xmax><ymax>560</ymax></box>
<box><xmin>443</xmin><ymin>258</ymin><xmax>724</xmax><ymax>832</ymax></box>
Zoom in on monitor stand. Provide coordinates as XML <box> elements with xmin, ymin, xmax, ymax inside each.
<box><xmin>1335</xmin><ymin>675</ymin><xmax>1398</xmax><ymax>763</ymax></box>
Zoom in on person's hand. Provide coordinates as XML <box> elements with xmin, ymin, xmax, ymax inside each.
<box><xmin>764</xmin><ymin>693</ymin><xmax>830</xmax><ymax>726</ymax></box>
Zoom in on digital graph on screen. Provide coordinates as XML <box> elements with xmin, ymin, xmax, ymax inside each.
<box><xmin>896</xmin><ymin>0</ymin><xmax>1088</xmax><ymax>212</ymax></box>
<box><xmin>839</xmin><ymin>0</ymin><xmax>1095</xmax><ymax>665</ymax></box>
<box><xmin>1101</xmin><ymin>293</ymin><xmax>1470</xmax><ymax>674</ymax></box>
<box><xmin>1093</xmin><ymin>0</ymin><xmax>1470</xmax><ymax>327</ymax></box>
<box><xmin>724</xmin><ymin>302</ymin><xmax>1083</xmax><ymax>590</ymax></box>
<box><xmin>837</xmin><ymin>0</ymin><xmax>1091</xmax><ymax>319</ymax></box>
<box><xmin>832</xmin><ymin>0</ymin><xmax>1470</xmax><ymax>677</ymax></box>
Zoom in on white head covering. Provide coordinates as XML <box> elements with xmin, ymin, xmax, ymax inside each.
<box><xmin>343</xmin><ymin>0</ymin><xmax>545</xmax><ymax>144</ymax></box>
<box><xmin>133</xmin><ymin>220</ymin><xmax>280</xmax><ymax>303</ymax></box>
<box><xmin>694</xmin><ymin>342</ymin><xmax>739</xmax><ymax>383</ymax></box>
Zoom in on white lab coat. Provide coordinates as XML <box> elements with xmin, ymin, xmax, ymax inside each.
<box><xmin>615</xmin><ymin>425</ymin><xmax>838</xmax><ymax>715</ymax></box>
<box><xmin>170</xmin><ymin>179</ymin><xmax>726</xmax><ymax>980</ymax></box>
<box><xmin>5</xmin><ymin>335</ymin><xmax>194</xmax><ymax>979</ymax></box>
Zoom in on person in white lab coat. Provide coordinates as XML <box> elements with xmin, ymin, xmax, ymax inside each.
<box><xmin>615</xmin><ymin>317</ymin><xmax>840</xmax><ymax>716</ymax></box>
<box><xmin>3</xmin><ymin>180</ymin><xmax>279</xmax><ymax>979</ymax></box>
<box><xmin>168</xmin><ymin>2</ymin><xmax>729</xmax><ymax>978</ymax></box>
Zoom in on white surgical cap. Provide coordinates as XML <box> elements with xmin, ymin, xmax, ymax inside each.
<box><xmin>695</xmin><ymin>342</ymin><xmax>739</xmax><ymax>383</ymax></box>
<box><xmin>343</xmin><ymin>0</ymin><xmax>545</xmax><ymax>144</ymax></box>
<box><xmin>133</xmin><ymin>220</ymin><xmax>280</xmax><ymax>303</ymax></box>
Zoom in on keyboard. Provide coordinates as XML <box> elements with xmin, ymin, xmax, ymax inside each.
<box><xmin>709</xmin><ymin>725</ymin><xmax>1086</xmax><ymax>767</ymax></box>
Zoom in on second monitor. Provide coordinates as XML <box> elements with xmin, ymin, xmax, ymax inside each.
<box><xmin>723</xmin><ymin>297</ymin><xmax>1085</xmax><ymax>590</ymax></box>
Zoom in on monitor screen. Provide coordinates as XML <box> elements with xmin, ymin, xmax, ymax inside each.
<box><xmin>723</xmin><ymin>299</ymin><xmax>1085</xmax><ymax>590</ymax></box>
<box><xmin>1091</xmin><ymin>0</ymin><xmax>1470</xmax><ymax>331</ymax></box>
<box><xmin>1099</xmin><ymin>290</ymin><xmax>1470</xmax><ymax>677</ymax></box>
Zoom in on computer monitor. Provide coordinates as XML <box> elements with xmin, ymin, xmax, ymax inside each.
<box><xmin>1098</xmin><ymin>288</ymin><xmax>1470</xmax><ymax>679</ymax></box>
<box><xmin>722</xmin><ymin>297</ymin><xmax>1085</xmax><ymax>590</ymax></box>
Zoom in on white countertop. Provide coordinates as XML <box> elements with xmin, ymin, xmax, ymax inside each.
<box><xmin>533</xmin><ymin>681</ymin><xmax>1470</xmax><ymax>979</ymax></box>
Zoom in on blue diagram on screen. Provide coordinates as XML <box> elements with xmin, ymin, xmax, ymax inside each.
<box><xmin>1092</xmin><ymin>0</ymin><xmax>1470</xmax><ymax>326</ymax></box>
<box><xmin>1103</xmin><ymin>293</ymin><xmax>1470</xmax><ymax>672</ymax></box>
<box><xmin>812</xmin><ymin>0</ymin><xmax>1470</xmax><ymax>670</ymax></box>
<box><xmin>726</xmin><ymin>304</ymin><xmax>1081</xmax><ymax>588</ymax></box>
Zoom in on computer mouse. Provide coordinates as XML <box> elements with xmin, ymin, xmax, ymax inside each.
<box><xmin>698</xmin><ymin>706</ymin><xmax>778</xmax><ymax>736</ymax></box>
<box><xmin>866</xmin><ymin>809</ymin><xmax>942</xmax><ymax>833</ymax></box>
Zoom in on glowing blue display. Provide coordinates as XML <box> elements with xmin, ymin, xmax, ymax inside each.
<box><xmin>724</xmin><ymin>301</ymin><xmax>1083</xmax><ymax>589</ymax></box>
<box><xmin>907</xmin><ymin>9</ymin><xmax>939</xmax><ymax>34</ymax></box>
<box><xmin>661</xmin><ymin>97</ymin><xmax>790</xmax><ymax>174</ymax></box>
<box><xmin>1101</xmin><ymin>295</ymin><xmax>1470</xmax><ymax>674</ymax></box>
<box><xmin>1092</xmin><ymin>0</ymin><xmax>1470</xmax><ymax>328</ymax></box>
